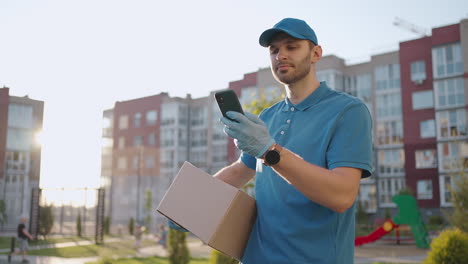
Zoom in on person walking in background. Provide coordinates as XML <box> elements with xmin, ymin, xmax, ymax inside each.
<box><xmin>216</xmin><ymin>18</ymin><xmax>373</xmax><ymax>263</ymax></box>
<box><xmin>156</xmin><ymin>224</ymin><xmax>168</xmax><ymax>249</ymax></box>
<box><xmin>134</xmin><ymin>223</ymin><xmax>144</xmax><ymax>249</ymax></box>
<box><xmin>8</xmin><ymin>216</ymin><xmax>34</xmax><ymax>263</ymax></box>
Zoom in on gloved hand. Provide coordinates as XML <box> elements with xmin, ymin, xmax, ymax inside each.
<box><xmin>220</xmin><ymin>111</ymin><xmax>275</xmax><ymax>158</ymax></box>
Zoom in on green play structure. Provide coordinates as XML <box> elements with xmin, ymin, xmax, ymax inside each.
<box><xmin>355</xmin><ymin>194</ymin><xmax>431</xmax><ymax>248</ymax></box>
<box><xmin>391</xmin><ymin>194</ymin><xmax>431</xmax><ymax>248</ymax></box>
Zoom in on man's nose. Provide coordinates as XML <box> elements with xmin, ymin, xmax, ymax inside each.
<box><xmin>275</xmin><ymin>50</ymin><xmax>287</xmax><ymax>61</ymax></box>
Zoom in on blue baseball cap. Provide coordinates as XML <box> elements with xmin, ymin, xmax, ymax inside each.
<box><xmin>259</xmin><ymin>18</ymin><xmax>318</xmax><ymax>47</ymax></box>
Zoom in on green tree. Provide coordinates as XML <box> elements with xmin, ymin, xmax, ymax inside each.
<box><xmin>39</xmin><ymin>204</ymin><xmax>54</xmax><ymax>239</ymax></box>
<box><xmin>76</xmin><ymin>213</ymin><xmax>82</xmax><ymax>237</ymax></box>
<box><xmin>144</xmin><ymin>190</ymin><xmax>152</xmax><ymax>232</ymax></box>
<box><xmin>209</xmin><ymin>250</ymin><xmax>238</xmax><ymax>264</ymax></box>
<box><xmin>441</xmin><ymin>147</ymin><xmax>468</xmax><ymax>233</ymax></box>
<box><xmin>168</xmin><ymin>229</ymin><xmax>190</xmax><ymax>264</ymax></box>
<box><xmin>128</xmin><ymin>217</ymin><xmax>134</xmax><ymax>236</ymax></box>
<box><xmin>243</xmin><ymin>90</ymin><xmax>284</xmax><ymax>115</ymax></box>
<box><xmin>104</xmin><ymin>216</ymin><xmax>111</xmax><ymax>235</ymax></box>
<box><xmin>448</xmin><ymin>175</ymin><xmax>468</xmax><ymax>232</ymax></box>
<box><xmin>0</xmin><ymin>200</ymin><xmax>6</xmax><ymax>227</ymax></box>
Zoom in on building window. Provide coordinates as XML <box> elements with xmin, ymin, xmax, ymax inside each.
<box><xmin>376</xmin><ymin>93</ymin><xmax>401</xmax><ymax>118</ymax></box>
<box><xmin>8</xmin><ymin>104</ymin><xmax>33</xmax><ymax>129</ymax></box>
<box><xmin>145</xmin><ymin>156</ymin><xmax>155</xmax><ymax>168</ymax></box>
<box><xmin>410</xmin><ymin>61</ymin><xmax>426</xmax><ymax>83</ymax></box>
<box><xmin>6</xmin><ymin>129</ymin><xmax>33</xmax><ymax>151</ymax></box>
<box><xmin>148</xmin><ymin>132</ymin><xmax>156</xmax><ymax>146</ymax></box>
<box><xmin>161</xmin><ymin>102</ymin><xmax>177</xmax><ymax>126</ymax></box>
<box><xmin>375</xmin><ymin>64</ymin><xmax>401</xmax><ymax>91</ymax></box>
<box><xmin>379</xmin><ymin>177</ymin><xmax>406</xmax><ymax>207</ymax></box>
<box><xmin>436</xmin><ymin>109</ymin><xmax>467</xmax><ymax>139</ymax></box>
<box><xmin>133</xmin><ymin>135</ymin><xmax>143</xmax><ymax>146</ymax></box>
<box><xmin>438</xmin><ymin>142</ymin><xmax>468</xmax><ymax>172</ymax></box>
<box><xmin>357</xmin><ymin>181</ymin><xmax>377</xmax><ymax>213</ymax></box>
<box><xmin>134</xmin><ymin>113</ymin><xmax>141</xmax><ymax>128</ymax></box>
<box><xmin>376</xmin><ymin>120</ymin><xmax>403</xmax><ymax>145</ymax></box>
<box><xmin>117</xmin><ymin>157</ymin><xmax>127</xmax><ymax>169</ymax></box>
<box><xmin>132</xmin><ymin>156</ymin><xmax>139</xmax><ymax>169</ymax></box>
<box><xmin>412</xmin><ymin>90</ymin><xmax>433</xmax><ymax>110</ymax></box>
<box><xmin>417</xmin><ymin>180</ymin><xmax>433</xmax><ymax>200</ymax></box>
<box><xmin>118</xmin><ymin>136</ymin><xmax>125</xmax><ymax>149</ymax></box>
<box><xmin>378</xmin><ymin>149</ymin><xmax>405</xmax><ymax>175</ymax></box>
<box><xmin>146</xmin><ymin>110</ymin><xmax>157</xmax><ymax>126</ymax></box>
<box><xmin>434</xmin><ymin>78</ymin><xmax>465</xmax><ymax>108</ymax></box>
<box><xmin>415</xmin><ymin>149</ymin><xmax>437</xmax><ymax>169</ymax></box>
<box><xmin>119</xmin><ymin>115</ymin><xmax>128</xmax><ymax>130</ymax></box>
<box><xmin>439</xmin><ymin>175</ymin><xmax>453</xmax><ymax>206</ymax></box>
<box><xmin>420</xmin><ymin>119</ymin><xmax>436</xmax><ymax>138</ymax></box>
<box><xmin>432</xmin><ymin>43</ymin><xmax>463</xmax><ymax>79</ymax></box>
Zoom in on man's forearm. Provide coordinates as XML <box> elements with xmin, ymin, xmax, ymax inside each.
<box><xmin>271</xmin><ymin>148</ymin><xmax>362</xmax><ymax>213</ymax></box>
<box><xmin>214</xmin><ymin>160</ymin><xmax>255</xmax><ymax>189</ymax></box>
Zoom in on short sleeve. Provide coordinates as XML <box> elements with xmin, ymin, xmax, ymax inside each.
<box><xmin>327</xmin><ymin>103</ymin><xmax>373</xmax><ymax>178</ymax></box>
<box><xmin>240</xmin><ymin>151</ymin><xmax>257</xmax><ymax>170</ymax></box>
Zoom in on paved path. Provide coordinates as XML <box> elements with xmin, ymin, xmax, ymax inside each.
<box><xmin>0</xmin><ymin>238</ymin><xmax>429</xmax><ymax>264</ymax></box>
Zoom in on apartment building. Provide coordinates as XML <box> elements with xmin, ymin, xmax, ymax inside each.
<box><xmin>104</xmin><ymin>93</ymin><xmax>166</xmax><ymax>231</ymax></box>
<box><xmin>0</xmin><ymin>87</ymin><xmax>44</xmax><ymax>231</ymax></box>
<box><xmin>400</xmin><ymin>19</ymin><xmax>468</xmax><ymax>215</ymax></box>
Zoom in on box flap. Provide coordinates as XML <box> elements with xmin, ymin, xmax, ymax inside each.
<box><xmin>157</xmin><ymin>162</ymin><xmax>239</xmax><ymax>242</ymax></box>
<box><xmin>208</xmin><ymin>191</ymin><xmax>257</xmax><ymax>260</ymax></box>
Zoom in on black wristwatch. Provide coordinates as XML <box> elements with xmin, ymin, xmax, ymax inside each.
<box><xmin>262</xmin><ymin>143</ymin><xmax>283</xmax><ymax>166</ymax></box>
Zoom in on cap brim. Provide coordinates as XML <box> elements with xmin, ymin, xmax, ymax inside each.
<box><xmin>259</xmin><ymin>28</ymin><xmax>307</xmax><ymax>47</ymax></box>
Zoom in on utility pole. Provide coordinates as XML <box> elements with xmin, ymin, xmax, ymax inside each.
<box><xmin>136</xmin><ymin>146</ymin><xmax>143</xmax><ymax>223</ymax></box>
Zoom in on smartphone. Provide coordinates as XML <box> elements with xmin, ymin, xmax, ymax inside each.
<box><xmin>214</xmin><ymin>89</ymin><xmax>244</xmax><ymax>121</ymax></box>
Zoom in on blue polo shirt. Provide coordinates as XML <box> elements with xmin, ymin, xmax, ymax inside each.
<box><xmin>240</xmin><ymin>82</ymin><xmax>373</xmax><ymax>264</ymax></box>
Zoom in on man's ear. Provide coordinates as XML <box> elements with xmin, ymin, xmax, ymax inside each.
<box><xmin>311</xmin><ymin>45</ymin><xmax>322</xmax><ymax>63</ymax></box>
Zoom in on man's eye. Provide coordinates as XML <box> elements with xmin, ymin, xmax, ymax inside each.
<box><xmin>270</xmin><ymin>49</ymin><xmax>278</xmax><ymax>55</ymax></box>
<box><xmin>287</xmin><ymin>45</ymin><xmax>297</xmax><ymax>50</ymax></box>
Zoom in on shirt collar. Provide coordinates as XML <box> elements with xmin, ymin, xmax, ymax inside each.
<box><xmin>282</xmin><ymin>82</ymin><xmax>331</xmax><ymax>112</ymax></box>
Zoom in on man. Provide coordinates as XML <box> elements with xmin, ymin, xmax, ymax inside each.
<box><xmin>217</xmin><ymin>18</ymin><xmax>373</xmax><ymax>263</ymax></box>
<box><xmin>9</xmin><ymin>216</ymin><xmax>34</xmax><ymax>263</ymax></box>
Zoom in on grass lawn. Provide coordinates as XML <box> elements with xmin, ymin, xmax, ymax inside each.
<box><xmin>86</xmin><ymin>256</ymin><xmax>210</xmax><ymax>264</ymax></box>
<box><xmin>1</xmin><ymin>239</ymin><xmax>154</xmax><ymax>259</ymax></box>
<box><xmin>85</xmin><ymin>257</ymin><xmax>415</xmax><ymax>264</ymax></box>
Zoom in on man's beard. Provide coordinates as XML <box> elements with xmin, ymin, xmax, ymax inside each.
<box><xmin>273</xmin><ymin>54</ymin><xmax>311</xmax><ymax>85</ymax></box>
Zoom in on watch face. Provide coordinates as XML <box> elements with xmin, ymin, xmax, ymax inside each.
<box><xmin>265</xmin><ymin>150</ymin><xmax>280</xmax><ymax>165</ymax></box>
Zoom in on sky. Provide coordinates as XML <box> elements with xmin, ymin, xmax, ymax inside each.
<box><xmin>1</xmin><ymin>0</ymin><xmax>467</xmax><ymax>189</ymax></box>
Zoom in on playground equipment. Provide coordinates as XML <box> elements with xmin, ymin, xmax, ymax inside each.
<box><xmin>355</xmin><ymin>194</ymin><xmax>431</xmax><ymax>249</ymax></box>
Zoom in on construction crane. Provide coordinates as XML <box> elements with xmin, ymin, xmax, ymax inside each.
<box><xmin>393</xmin><ymin>17</ymin><xmax>429</xmax><ymax>37</ymax></box>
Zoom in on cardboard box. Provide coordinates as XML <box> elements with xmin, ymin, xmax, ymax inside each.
<box><xmin>157</xmin><ymin>162</ymin><xmax>256</xmax><ymax>260</ymax></box>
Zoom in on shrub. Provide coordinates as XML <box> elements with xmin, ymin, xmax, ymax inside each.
<box><xmin>209</xmin><ymin>250</ymin><xmax>238</xmax><ymax>264</ymax></box>
<box><xmin>104</xmin><ymin>216</ymin><xmax>111</xmax><ymax>235</ymax></box>
<box><xmin>128</xmin><ymin>217</ymin><xmax>134</xmax><ymax>236</ymax></box>
<box><xmin>76</xmin><ymin>213</ymin><xmax>82</xmax><ymax>237</ymax></box>
<box><xmin>428</xmin><ymin>215</ymin><xmax>445</xmax><ymax>226</ymax></box>
<box><xmin>39</xmin><ymin>204</ymin><xmax>54</xmax><ymax>239</ymax></box>
<box><xmin>448</xmin><ymin>176</ymin><xmax>468</xmax><ymax>233</ymax></box>
<box><xmin>423</xmin><ymin>228</ymin><xmax>468</xmax><ymax>264</ymax></box>
<box><xmin>168</xmin><ymin>229</ymin><xmax>190</xmax><ymax>264</ymax></box>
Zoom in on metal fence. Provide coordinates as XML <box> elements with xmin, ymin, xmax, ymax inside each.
<box><xmin>35</xmin><ymin>188</ymin><xmax>104</xmax><ymax>242</ymax></box>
